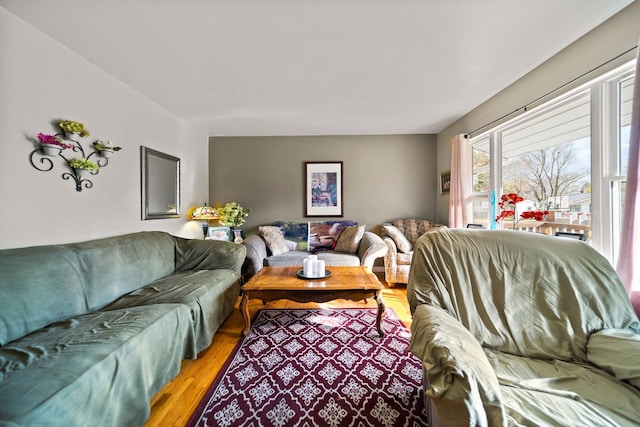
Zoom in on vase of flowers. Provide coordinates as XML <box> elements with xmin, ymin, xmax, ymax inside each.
<box><xmin>59</xmin><ymin>119</ymin><xmax>90</xmax><ymax>140</ymax></box>
<box><xmin>495</xmin><ymin>192</ymin><xmax>549</xmax><ymax>230</ymax></box>
<box><xmin>37</xmin><ymin>133</ymin><xmax>72</xmax><ymax>156</ymax></box>
<box><xmin>217</xmin><ymin>202</ymin><xmax>250</xmax><ymax>242</ymax></box>
<box><xmin>69</xmin><ymin>158</ymin><xmax>99</xmax><ymax>177</ymax></box>
<box><xmin>93</xmin><ymin>140</ymin><xmax>122</xmax><ymax>158</ymax></box>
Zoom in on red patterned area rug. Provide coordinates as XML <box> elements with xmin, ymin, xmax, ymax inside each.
<box><xmin>187</xmin><ymin>308</ymin><xmax>429</xmax><ymax>427</ymax></box>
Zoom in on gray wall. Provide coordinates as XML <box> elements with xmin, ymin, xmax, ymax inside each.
<box><xmin>209</xmin><ymin>134</ymin><xmax>438</xmax><ymax>236</ymax></box>
<box><xmin>435</xmin><ymin>1</ymin><xmax>640</xmax><ymax>225</ymax></box>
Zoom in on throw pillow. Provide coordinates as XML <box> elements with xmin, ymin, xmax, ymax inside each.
<box><xmin>259</xmin><ymin>226</ymin><xmax>290</xmax><ymax>256</ymax></box>
<box><xmin>334</xmin><ymin>224</ymin><xmax>365</xmax><ymax>254</ymax></box>
<box><xmin>383</xmin><ymin>224</ymin><xmax>413</xmax><ymax>253</ymax></box>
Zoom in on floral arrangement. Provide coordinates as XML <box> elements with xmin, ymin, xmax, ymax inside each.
<box><xmin>69</xmin><ymin>158</ymin><xmax>99</xmax><ymax>172</ymax></box>
<box><xmin>59</xmin><ymin>119</ymin><xmax>90</xmax><ymax>137</ymax></box>
<box><xmin>37</xmin><ymin>133</ymin><xmax>72</xmax><ymax>149</ymax></box>
<box><xmin>217</xmin><ymin>202</ymin><xmax>250</xmax><ymax>228</ymax></box>
<box><xmin>93</xmin><ymin>140</ymin><xmax>122</xmax><ymax>152</ymax></box>
<box><xmin>495</xmin><ymin>193</ymin><xmax>549</xmax><ymax>228</ymax></box>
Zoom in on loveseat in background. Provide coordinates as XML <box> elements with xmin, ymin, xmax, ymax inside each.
<box><xmin>407</xmin><ymin>229</ymin><xmax>640</xmax><ymax>426</ymax></box>
<box><xmin>0</xmin><ymin>231</ymin><xmax>245</xmax><ymax>427</ymax></box>
<box><xmin>380</xmin><ymin>218</ymin><xmax>446</xmax><ymax>286</ymax></box>
<box><xmin>242</xmin><ymin>220</ymin><xmax>387</xmax><ymax>280</ymax></box>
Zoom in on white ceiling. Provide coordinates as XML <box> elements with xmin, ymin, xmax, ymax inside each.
<box><xmin>0</xmin><ymin>0</ymin><xmax>633</xmax><ymax>136</ymax></box>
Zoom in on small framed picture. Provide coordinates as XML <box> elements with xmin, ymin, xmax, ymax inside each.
<box><xmin>207</xmin><ymin>226</ymin><xmax>231</xmax><ymax>241</ymax></box>
<box><xmin>439</xmin><ymin>170</ymin><xmax>451</xmax><ymax>195</ymax></box>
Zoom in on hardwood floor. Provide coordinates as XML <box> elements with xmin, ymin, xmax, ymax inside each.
<box><xmin>143</xmin><ymin>281</ymin><xmax>411</xmax><ymax>427</ymax></box>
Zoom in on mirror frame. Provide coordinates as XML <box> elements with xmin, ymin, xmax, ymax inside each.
<box><xmin>140</xmin><ymin>146</ymin><xmax>181</xmax><ymax>220</ymax></box>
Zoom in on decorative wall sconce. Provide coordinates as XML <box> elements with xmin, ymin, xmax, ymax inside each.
<box><xmin>28</xmin><ymin>119</ymin><xmax>121</xmax><ymax>192</ymax></box>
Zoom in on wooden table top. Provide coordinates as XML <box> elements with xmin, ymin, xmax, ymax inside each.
<box><xmin>242</xmin><ymin>266</ymin><xmax>383</xmax><ymax>291</ymax></box>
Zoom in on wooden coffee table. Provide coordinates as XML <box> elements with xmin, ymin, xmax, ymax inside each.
<box><xmin>240</xmin><ymin>266</ymin><xmax>385</xmax><ymax>337</ymax></box>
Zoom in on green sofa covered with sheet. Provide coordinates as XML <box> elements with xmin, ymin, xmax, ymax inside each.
<box><xmin>0</xmin><ymin>231</ymin><xmax>246</xmax><ymax>427</ymax></box>
<box><xmin>407</xmin><ymin>229</ymin><xmax>640</xmax><ymax>427</ymax></box>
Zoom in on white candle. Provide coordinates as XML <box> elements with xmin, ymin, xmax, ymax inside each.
<box><xmin>316</xmin><ymin>260</ymin><xmax>325</xmax><ymax>277</ymax></box>
<box><xmin>303</xmin><ymin>259</ymin><xmax>312</xmax><ymax>277</ymax></box>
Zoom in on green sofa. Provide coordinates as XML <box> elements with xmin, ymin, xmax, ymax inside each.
<box><xmin>408</xmin><ymin>229</ymin><xmax>640</xmax><ymax>426</ymax></box>
<box><xmin>0</xmin><ymin>231</ymin><xmax>246</xmax><ymax>427</ymax></box>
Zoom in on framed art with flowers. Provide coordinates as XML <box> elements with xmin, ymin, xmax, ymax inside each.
<box><xmin>304</xmin><ymin>161</ymin><xmax>343</xmax><ymax>217</ymax></box>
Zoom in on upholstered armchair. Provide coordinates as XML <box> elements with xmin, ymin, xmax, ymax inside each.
<box><xmin>380</xmin><ymin>218</ymin><xmax>446</xmax><ymax>286</ymax></box>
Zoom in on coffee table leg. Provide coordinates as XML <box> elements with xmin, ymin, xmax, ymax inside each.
<box><xmin>375</xmin><ymin>291</ymin><xmax>385</xmax><ymax>337</ymax></box>
<box><xmin>240</xmin><ymin>293</ymin><xmax>250</xmax><ymax>336</ymax></box>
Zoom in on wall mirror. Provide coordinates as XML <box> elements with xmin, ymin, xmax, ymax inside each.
<box><xmin>141</xmin><ymin>146</ymin><xmax>181</xmax><ymax>220</ymax></box>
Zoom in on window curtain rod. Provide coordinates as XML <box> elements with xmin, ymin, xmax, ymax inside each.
<box><xmin>464</xmin><ymin>44</ymin><xmax>639</xmax><ymax>139</ymax></box>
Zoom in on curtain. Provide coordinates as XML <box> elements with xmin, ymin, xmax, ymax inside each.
<box><xmin>616</xmin><ymin>41</ymin><xmax>640</xmax><ymax>314</ymax></box>
<box><xmin>449</xmin><ymin>134</ymin><xmax>473</xmax><ymax>228</ymax></box>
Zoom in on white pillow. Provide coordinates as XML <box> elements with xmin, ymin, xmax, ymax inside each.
<box><xmin>259</xmin><ymin>226</ymin><xmax>290</xmax><ymax>256</ymax></box>
<box><xmin>383</xmin><ymin>224</ymin><xmax>412</xmax><ymax>253</ymax></box>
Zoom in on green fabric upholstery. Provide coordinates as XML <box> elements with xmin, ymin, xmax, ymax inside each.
<box><xmin>0</xmin><ymin>304</ymin><xmax>193</xmax><ymax>427</ymax></box>
<box><xmin>68</xmin><ymin>231</ymin><xmax>176</xmax><ymax>311</ymax></box>
<box><xmin>407</xmin><ymin>229</ymin><xmax>640</xmax><ymax>426</ymax></box>
<box><xmin>0</xmin><ymin>231</ymin><xmax>246</xmax><ymax>427</ymax></box>
<box><xmin>0</xmin><ymin>245</ymin><xmax>87</xmax><ymax>346</ymax></box>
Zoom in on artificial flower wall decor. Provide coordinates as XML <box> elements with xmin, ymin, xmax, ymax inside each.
<box><xmin>28</xmin><ymin>119</ymin><xmax>122</xmax><ymax>192</ymax></box>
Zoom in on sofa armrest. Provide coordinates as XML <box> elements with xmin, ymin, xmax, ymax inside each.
<box><xmin>409</xmin><ymin>304</ymin><xmax>506</xmax><ymax>427</ymax></box>
<box><xmin>357</xmin><ymin>231</ymin><xmax>388</xmax><ymax>269</ymax></box>
<box><xmin>241</xmin><ymin>234</ymin><xmax>268</xmax><ymax>278</ymax></box>
<box><xmin>587</xmin><ymin>328</ymin><xmax>640</xmax><ymax>389</ymax></box>
<box><xmin>382</xmin><ymin>236</ymin><xmax>398</xmax><ymax>282</ymax></box>
<box><xmin>174</xmin><ymin>238</ymin><xmax>246</xmax><ymax>274</ymax></box>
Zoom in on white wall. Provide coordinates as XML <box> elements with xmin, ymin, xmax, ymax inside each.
<box><xmin>435</xmin><ymin>1</ymin><xmax>640</xmax><ymax>225</ymax></box>
<box><xmin>0</xmin><ymin>8</ymin><xmax>209</xmax><ymax>249</ymax></box>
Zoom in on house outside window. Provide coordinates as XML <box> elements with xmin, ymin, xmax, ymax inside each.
<box><xmin>469</xmin><ymin>60</ymin><xmax>634</xmax><ymax>264</ymax></box>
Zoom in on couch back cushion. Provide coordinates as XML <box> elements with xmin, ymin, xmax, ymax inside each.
<box><xmin>67</xmin><ymin>231</ymin><xmax>176</xmax><ymax>310</ymax></box>
<box><xmin>408</xmin><ymin>229</ymin><xmax>640</xmax><ymax>362</ymax></box>
<box><xmin>0</xmin><ymin>245</ymin><xmax>88</xmax><ymax>345</ymax></box>
<box><xmin>391</xmin><ymin>218</ymin><xmax>445</xmax><ymax>245</ymax></box>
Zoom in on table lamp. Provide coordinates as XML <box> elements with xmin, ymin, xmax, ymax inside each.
<box><xmin>190</xmin><ymin>203</ymin><xmax>218</xmax><ymax>238</ymax></box>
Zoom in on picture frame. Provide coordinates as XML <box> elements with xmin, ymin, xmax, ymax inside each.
<box><xmin>439</xmin><ymin>170</ymin><xmax>451</xmax><ymax>195</ymax></box>
<box><xmin>207</xmin><ymin>226</ymin><xmax>232</xmax><ymax>241</ymax></box>
<box><xmin>305</xmin><ymin>161</ymin><xmax>343</xmax><ymax>217</ymax></box>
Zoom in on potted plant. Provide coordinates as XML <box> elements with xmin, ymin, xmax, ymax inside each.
<box><xmin>217</xmin><ymin>202</ymin><xmax>250</xmax><ymax>242</ymax></box>
<box><xmin>59</xmin><ymin>119</ymin><xmax>90</xmax><ymax>139</ymax></box>
<box><xmin>93</xmin><ymin>140</ymin><xmax>122</xmax><ymax>158</ymax></box>
<box><xmin>37</xmin><ymin>133</ymin><xmax>72</xmax><ymax>156</ymax></box>
<box><xmin>69</xmin><ymin>158</ymin><xmax>99</xmax><ymax>177</ymax></box>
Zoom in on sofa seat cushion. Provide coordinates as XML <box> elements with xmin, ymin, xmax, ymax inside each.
<box><xmin>266</xmin><ymin>250</ymin><xmax>360</xmax><ymax>267</ymax></box>
<box><xmin>102</xmin><ymin>270</ymin><xmax>241</xmax><ymax>356</ymax></box>
<box><xmin>0</xmin><ymin>304</ymin><xmax>194</xmax><ymax>427</ymax></box>
<box><xmin>484</xmin><ymin>349</ymin><xmax>640</xmax><ymax>426</ymax></box>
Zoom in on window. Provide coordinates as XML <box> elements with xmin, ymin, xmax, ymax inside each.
<box><xmin>470</xmin><ymin>60</ymin><xmax>635</xmax><ymax>263</ymax></box>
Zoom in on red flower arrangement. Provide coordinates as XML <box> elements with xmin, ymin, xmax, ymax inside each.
<box><xmin>496</xmin><ymin>192</ymin><xmax>549</xmax><ymax>227</ymax></box>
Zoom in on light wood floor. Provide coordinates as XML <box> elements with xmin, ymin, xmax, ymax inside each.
<box><xmin>143</xmin><ymin>280</ymin><xmax>410</xmax><ymax>427</ymax></box>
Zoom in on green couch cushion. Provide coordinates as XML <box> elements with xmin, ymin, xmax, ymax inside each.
<box><xmin>0</xmin><ymin>304</ymin><xmax>194</xmax><ymax>427</ymax></box>
<box><xmin>67</xmin><ymin>231</ymin><xmax>176</xmax><ymax>310</ymax></box>
<box><xmin>103</xmin><ymin>269</ymin><xmax>241</xmax><ymax>355</ymax></box>
<box><xmin>0</xmin><ymin>245</ymin><xmax>88</xmax><ymax>346</ymax></box>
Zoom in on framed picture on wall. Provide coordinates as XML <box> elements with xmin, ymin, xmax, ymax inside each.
<box><xmin>440</xmin><ymin>170</ymin><xmax>451</xmax><ymax>195</ymax></box>
<box><xmin>304</xmin><ymin>161</ymin><xmax>343</xmax><ymax>217</ymax></box>
<box><xmin>207</xmin><ymin>226</ymin><xmax>231</xmax><ymax>241</ymax></box>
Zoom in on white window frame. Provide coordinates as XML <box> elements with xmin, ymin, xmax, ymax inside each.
<box><xmin>469</xmin><ymin>60</ymin><xmax>635</xmax><ymax>263</ymax></box>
